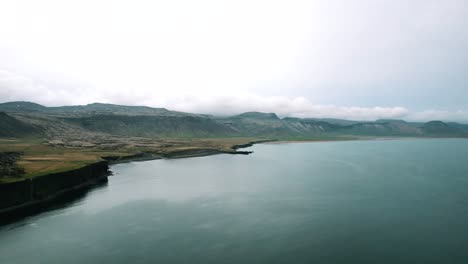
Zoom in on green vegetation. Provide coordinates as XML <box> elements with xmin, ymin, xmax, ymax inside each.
<box><xmin>0</xmin><ymin>137</ymin><xmax>259</xmax><ymax>183</ymax></box>
<box><xmin>0</xmin><ymin>112</ymin><xmax>43</xmax><ymax>137</ymax></box>
<box><xmin>1</xmin><ymin>101</ymin><xmax>467</xmax><ymax>183</ymax></box>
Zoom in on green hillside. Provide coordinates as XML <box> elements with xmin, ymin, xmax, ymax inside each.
<box><xmin>63</xmin><ymin>115</ymin><xmax>235</xmax><ymax>137</ymax></box>
<box><xmin>1</xmin><ymin>101</ymin><xmax>467</xmax><ymax>140</ymax></box>
<box><xmin>0</xmin><ymin>112</ymin><xmax>43</xmax><ymax>137</ymax></box>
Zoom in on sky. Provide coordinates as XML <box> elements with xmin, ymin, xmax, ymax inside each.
<box><xmin>0</xmin><ymin>0</ymin><xmax>467</xmax><ymax>121</ymax></box>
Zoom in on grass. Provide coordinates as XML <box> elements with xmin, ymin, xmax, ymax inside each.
<box><xmin>0</xmin><ymin>137</ymin><xmax>260</xmax><ymax>183</ymax></box>
<box><xmin>0</xmin><ymin>134</ymin><xmax>424</xmax><ymax>184</ymax></box>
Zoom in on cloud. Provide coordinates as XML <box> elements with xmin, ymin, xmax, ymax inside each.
<box><xmin>407</xmin><ymin>110</ymin><xmax>468</xmax><ymax>123</ymax></box>
<box><xmin>0</xmin><ymin>70</ymin><xmax>98</xmax><ymax>105</ymax></box>
<box><xmin>159</xmin><ymin>95</ymin><xmax>468</xmax><ymax>122</ymax></box>
<box><xmin>0</xmin><ymin>0</ymin><xmax>466</xmax><ymax>115</ymax></box>
<box><xmin>1</xmin><ymin>70</ymin><xmax>467</xmax><ymax>122</ymax></box>
<box><xmin>0</xmin><ymin>70</ymin><xmax>47</xmax><ymax>102</ymax></box>
<box><xmin>157</xmin><ymin>94</ymin><xmax>410</xmax><ymax>121</ymax></box>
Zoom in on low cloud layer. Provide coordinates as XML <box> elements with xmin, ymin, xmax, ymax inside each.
<box><xmin>0</xmin><ymin>0</ymin><xmax>466</xmax><ymax>122</ymax></box>
<box><xmin>155</xmin><ymin>95</ymin><xmax>468</xmax><ymax>122</ymax></box>
<box><xmin>161</xmin><ymin>94</ymin><xmax>411</xmax><ymax>121</ymax></box>
<box><xmin>1</xmin><ymin>70</ymin><xmax>467</xmax><ymax>122</ymax></box>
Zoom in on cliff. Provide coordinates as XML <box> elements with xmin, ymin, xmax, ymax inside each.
<box><xmin>0</xmin><ymin>161</ymin><xmax>109</xmax><ymax>217</ymax></box>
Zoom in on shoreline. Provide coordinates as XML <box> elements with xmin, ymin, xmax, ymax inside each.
<box><xmin>0</xmin><ymin>140</ymin><xmax>264</xmax><ymax>221</ymax></box>
<box><xmin>0</xmin><ymin>175</ymin><xmax>108</xmax><ymax>223</ymax></box>
<box><xmin>106</xmin><ymin>139</ymin><xmax>275</xmax><ymax>165</ymax></box>
<box><xmin>266</xmin><ymin>136</ymin><xmax>468</xmax><ymax>145</ymax></box>
<box><xmin>1</xmin><ymin>136</ymin><xmax>466</xmax><ymax>222</ymax></box>
<box><xmin>0</xmin><ymin>161</ymin><xmax>110</xmax><ymax>222</ymax></box>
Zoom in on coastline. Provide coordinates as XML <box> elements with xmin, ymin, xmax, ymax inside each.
<box><xmin>0</xmin><ymin>161</ymin><xmax>109</xmax><ymax>221</ymax></box>
<box><xmin>0</xmin><ymin>174</ymin><xmax>108</xmax><ymax>223</ymax></box>
<box><xmin>266</xmin><ymin>136</ymin><xmax>468</xmax><ymax>145</ymax></box>
<box><xmin>105</xmin><ymin>139</ymin><xmax>275</xmax><ymax>165</ymax></box>
<box><xmin>0</xmin><ymin>140</ymin><xmax>264</xmax><ymax>221</ymax></box>
<box><xmin>2</xmin><ymin>136</ymin><xmax>466</xmax><ymax>222</ymax></box>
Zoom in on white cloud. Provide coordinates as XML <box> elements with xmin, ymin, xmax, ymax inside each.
<box><xmin>407</xmin><ymin>110</ymin><xmax>468</xmax><ymax>123</ymax></box>
<box><xmin>1</xmin><ymin>70</ymin><xmax>467</xmax><ymax>122</ymax></box>
<box><xmin>0</xmin><ymin>1</ymin><xmax>466</xmax><ymax>122</ymax></box>
<box><xmin>156</xmin><ymin>94</ymin><xmax>410</xmax><ymax>121</ymax></box>
<box><xmin>0</xmin><ymin>70</ymin><xmax>97</xmax><ymax>105</ymax></box>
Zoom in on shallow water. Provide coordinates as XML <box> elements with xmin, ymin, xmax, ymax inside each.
<box><xmin>1</xmin><ymin>139</ymin><xmax>468</xmax><ymax>264</ymax></box>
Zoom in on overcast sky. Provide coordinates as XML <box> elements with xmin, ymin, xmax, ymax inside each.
<box><xmin>0</xmin><ymin>0</ymin><xmax>467</xmax><ymax>121</ymax></box>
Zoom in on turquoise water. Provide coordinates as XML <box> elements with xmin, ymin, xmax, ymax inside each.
<box><xmin>1</xmin><ymin>139</ymin><xmax>468</xmax><ymax>263</ymax></box>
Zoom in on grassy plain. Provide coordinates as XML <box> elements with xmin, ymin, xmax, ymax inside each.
<box><xmin>0</xmin><ymin>137</ymin><xmax>260</xmax><ymax>183</ymax></box>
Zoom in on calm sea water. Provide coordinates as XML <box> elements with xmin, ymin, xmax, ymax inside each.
<box><xmin>1</xmin><ymin>139</ymin><xmax>468</xmax><ymax>264</ymax></box>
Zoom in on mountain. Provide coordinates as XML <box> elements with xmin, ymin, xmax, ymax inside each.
<box><xmin>63</xmin><ymin>114</ymin><xmax>235</xmax><ymax>137</ymax></box>
<box><xmin>448</xmin><ymin>122</ymin><xmax>468</xmax><ymax>133</ymax></box>
<box><xmin>0</xmin><ymin>101</ymin><xmax>46</xmax><ymax>112</ymax></box>
<box><xmin>219</xmin><ymin>112</ymin><xmax>292</xmax><ymax>137</ymax></box>
<box><xmin>47</xmin><ymin>103</ymin><xmax>181</xmax><ymax>117</ymax></box>
<box><xmin>235</xmin><ymin>112</ymin><xmax>280</xmax><ymax>120</ymax></box>
<box><xmin>0</xmin><ymin>102</ymin><xmax>188</xmax><ymax>117</ymax></box>
<box><xmin>375</xmin><ymin>119</ymin><xmax>407</xmax><ymax>124</ymax></box>
<box><xmin>218</xmin><ymin>112</ymin><xmax>465</xmax><ymax>138</ymax></box>
<box><xmin>0</xmin><ymin>101</ymin><xmax>467</xmax><ymax>140</ymax></box>
<box><xmin>421</xmin><ymin>121</ymin><xmax>464</xmax><ymax>136</ymax></box>
<box><xmin>333</xmin><ymin>121</ymin><xmax>421</xmax><ymax>136</ymax></box>
<box><xmin>303</xmin><ymin>118</ymin><xmax>361</xmax><ymax>126</ymax></box>
<box><xmin>0</xmin><ymin>112</ymin><xmax>43</xmax><ymax>137</ymax></box>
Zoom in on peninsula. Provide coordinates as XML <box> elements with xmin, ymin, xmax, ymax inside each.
<box><xmin>1</xmin><ymin>101</ymin><xmax>467</xmax><ymax>216</ymax></box>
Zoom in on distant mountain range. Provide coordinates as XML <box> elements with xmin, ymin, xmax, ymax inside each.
<box><xmin>1</xmin><ymin>101</ymin><xmax>467</xmax><ymax>139</ymax></box>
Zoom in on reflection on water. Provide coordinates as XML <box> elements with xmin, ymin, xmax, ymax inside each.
<box><xmin>1</xmin><ymin>139</ymin><xmax>468</xmax><ymax>264</ymax></box>
<box><xmin>0</xmin><ymin>180</ymin><xmax>109</xmax><ymax>227</ymax></box>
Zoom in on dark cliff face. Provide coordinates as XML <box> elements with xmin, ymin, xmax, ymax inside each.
<box><xmin>0</xmin><ymin>180</ymin><xmax>31</xmax><ymax>211</ymax></box>
<box><xmin>0</xmin><ymin>161</ymin><xmax>110</xmax><ymax>214</ymax></box>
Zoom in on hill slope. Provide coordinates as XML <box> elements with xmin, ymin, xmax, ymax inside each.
<box><xmin>0</xmin><ymin>102</ymin><xmax>46</xmax><ymax>112</ymax></box>
<box><xmin>64</xmin><ymin>114</ymin><xmax>236</xmax><ymax>137</ymax></box>
<box><xmin>421</xmin><ymin>121</ymin><xmax>464</xmax><ymax>136</ymax></box>
<box><xmin>0</xmin><ymin>112</ymin><xmax>43</xmax><ymax>137</ymax></box>
<box><xmin>0</xmin><ymin>101</ymin><xmax>467</xmax><ymax>139</ymax></box>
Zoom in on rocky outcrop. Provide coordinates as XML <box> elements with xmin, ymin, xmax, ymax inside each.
<box><xmin>0</xmin><ymin>152</ymin><xmax>25</xmax><ymax>178</ymax></box>
<box><xmin>231</xmin><ymin>140</ymin><xmax>276</xmax><ymax>150</ymax></box>
<box><xmin>161</xmin><ymin>148</ymin><xmax>225</xmax><ymax>159</ymax></box>
<box><xmin>102</xmin><ymin>153</ymin><xmax>160</xmax><ymax>164</ymax></box>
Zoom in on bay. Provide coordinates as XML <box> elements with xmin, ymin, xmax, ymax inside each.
<box><xmin>1</xmin><ymin>139</ymin><xmax>468</xmax><ymax>263</ymax></box>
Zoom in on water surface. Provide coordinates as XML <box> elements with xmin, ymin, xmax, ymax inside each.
<box><xmin>1</xmin><ymin>139</ymin><xmax>468</xmax><ymax>263</ymax></box>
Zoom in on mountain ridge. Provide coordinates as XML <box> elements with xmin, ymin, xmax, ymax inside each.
<box><xmin>1</xmin><ymin>101</ymin><xmax>467</xmax><ymax>139</ymax></box>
